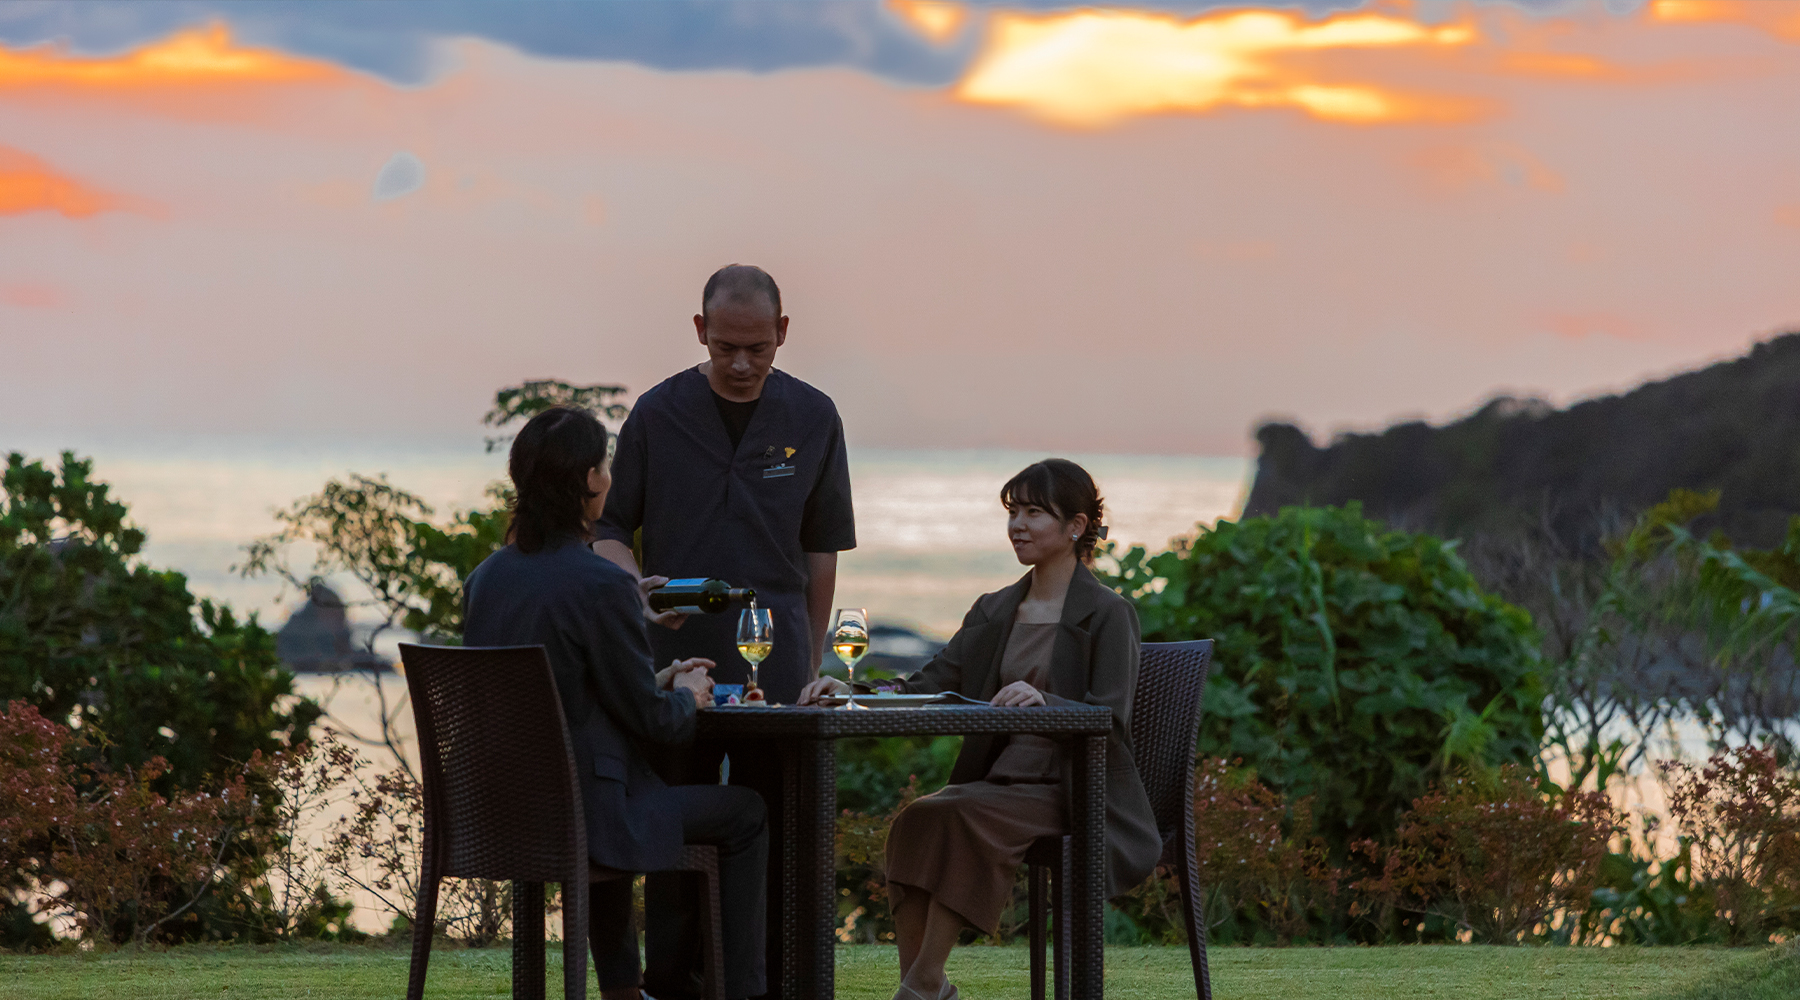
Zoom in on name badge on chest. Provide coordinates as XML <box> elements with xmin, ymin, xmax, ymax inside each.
<box><xmin>762</xmin><ymin>463</ymin><xmax>796</xmax><ymax>479</ymax></box>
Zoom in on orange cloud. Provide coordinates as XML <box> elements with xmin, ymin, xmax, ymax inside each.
<box><xmin>955</xmin><ymin>7</ymin><xmax>1481</xmax><ymax>127</ymax></box>
<box><xmin>1494</xmin><ymin>50</ymin><xmax>1630</xmax><ymax>81</ymax></box>
<box><xmin>0</xmin><ymin>23</ymin><xmax>340</xmax><ymax>90</ymax></box>
<box><xmin>1650</xmin><ymin>0</ymin><xmax>1800</xmax><ymax>43</ymax></box>
<box><xmin>889</xmin><ymin>0</ymin><xmax>969</xmax><ymax>45</ymax></box>
<box><xmin>0</xmin><ymin>146</ymin><xmax>146</xmax><ymax>218</ymax></box>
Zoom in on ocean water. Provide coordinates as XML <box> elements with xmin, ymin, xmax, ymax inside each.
<box><xmin>37</xmin><ymin>441</ymin><xmax>1251</xmax><ymax>637</ymax></box>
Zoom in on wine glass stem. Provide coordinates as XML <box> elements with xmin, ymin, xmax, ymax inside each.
<box><xmin>846</xmin><ymin>664</ymin><xmax>855</xmax><ymax>709</ymax></box>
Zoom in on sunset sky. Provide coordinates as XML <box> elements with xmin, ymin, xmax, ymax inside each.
<box><xmin>4</xmin><ymin>0</ymin><xmax>1800</xmax><ymax>456</ymax></box>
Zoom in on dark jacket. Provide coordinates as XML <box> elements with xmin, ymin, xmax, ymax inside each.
<box><xmin>463</xmin><ymin>537</ymin><xmax>697</xmax><ymax>873</ymax></box>
<box><xmin>894</xmin><ymin>563</ymin><xmax>1163</xmax><ymax>899</ymax></box>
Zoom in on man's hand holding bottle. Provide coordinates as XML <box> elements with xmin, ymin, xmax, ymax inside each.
<box><xmin>637</xmin><ymin>574</ymin><xmax>690</xmax><ymax>629</ymax></box>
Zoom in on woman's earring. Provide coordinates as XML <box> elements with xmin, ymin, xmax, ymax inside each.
<box><xmin>1071</xmin><ymin>533</ymin><xmax>1079</xmax><ymax>541</ymax></box>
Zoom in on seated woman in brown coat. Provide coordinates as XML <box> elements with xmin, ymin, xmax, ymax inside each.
<box><xmin>801</xmin><ymin>458</ymin><xmax>1162</xmax><ymax>1000</ymax></box>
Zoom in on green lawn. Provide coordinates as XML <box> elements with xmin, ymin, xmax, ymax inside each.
<box><xmin>2</xmin><ymin>942</ymin><xmax>1791</xmax><ymax>999</ymax></box>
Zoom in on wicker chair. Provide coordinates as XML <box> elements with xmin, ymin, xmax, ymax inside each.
<box><xmin>1024</xmin><ymin>638</ymin><xmax>1214</xmax><ymax>1000</ymax></box>
<box><xmin>399</xmin><ymin>643</ymin><xmax>725</xmax><ymax>1000</ymax></box>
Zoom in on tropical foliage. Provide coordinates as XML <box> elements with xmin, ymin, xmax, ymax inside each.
<box><xmin>0</xmin><ymin>451</ymin><xmax>317</xmax><ymax>791</ymax></box>
<box><xmin>1097</xmin><ymin>502</ymin><xmax>1544</xmax><ymax>850</ymax></box>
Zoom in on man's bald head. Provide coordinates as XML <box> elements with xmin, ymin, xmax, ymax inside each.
<box><xmin>701</xmin><ymin>264</ymin><xmax>782</xmax><ymax>322</ymax></box>
<box><xmin>694</xmin><ymin>264</ymin><xmax>789</xmax><ymax>402</ymax></box>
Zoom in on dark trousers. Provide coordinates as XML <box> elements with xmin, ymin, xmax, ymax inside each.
<box><xmin>595</xmin><ymin>783</ymin><xmax>768</xmax><ymax>999</ymax></box>
<box><xmin>646</xmin><ymin>743</ymin><xmax>785</xmax><ymax>1000</ymax></box>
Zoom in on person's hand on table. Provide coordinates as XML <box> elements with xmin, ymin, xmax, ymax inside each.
<box><xmin>797</xmin><ymin>675</ymin><xmax>849</xmax><ymax>706</ymax></box>
<box><xmin>637</xmin><ymin>575</ymin><xmax>689</xmax><ymax>629</ymax></box>
<box><xmin>672</xmin><ymin>664</ymin><xmax>714</xmax><ymax>708</ymax></box>
<box><xmin>656</xmin><ymin>657</ymin><xmax>714</xmax><ymax>691</ymax></box>
<box><xmin>990</xmin><ymin>680</ymin><xmax>1046</xmax><ymax>707</ymax></box>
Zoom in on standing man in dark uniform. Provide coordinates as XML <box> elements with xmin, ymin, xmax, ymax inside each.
<box><xmin>594</xmin><ymin>264</ymin><xmax>855</xmax><ymax>1000</ymax></box>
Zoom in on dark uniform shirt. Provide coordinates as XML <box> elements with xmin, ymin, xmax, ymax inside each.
<box><xmin>713</xmin><ymin>392</ymin><xmax>759</xmax><ymax>450</ymax></box>
<box><xmin>597</xmin><ymin>366</ymin><xmax>856</xmax><ymax>703</ymax></box>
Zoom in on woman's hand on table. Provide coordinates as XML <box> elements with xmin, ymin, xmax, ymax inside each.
<box><xmin>671</xmin><ymin>663</ymin><xmax>715</xmax><ymax>708</ymax></box>
<box><xmin>990</xmin><ymin>681</ymin><xmax>1046</xmax><ymax>707</ymax></box>
<box><xmin>797</xmin><ymin>675</ymin><xmax>849</xmax><ymax>706</ymax></box>
<box><xmin>637</xmin><ymin>575</ymin><xmax>689</xmax><ymax>629</ymax></box>
<box><xmin>656</xmin><ymin>656</ymin><xmax>714</xmax><ymax>690</ymax></box>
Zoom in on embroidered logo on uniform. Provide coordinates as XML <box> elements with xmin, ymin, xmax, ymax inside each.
<box><xmin>763</xmin><ymin>463</ymin><xmax>796</xmax><ymax>479</ymax></box>
<box><xmin>784</xmin><ymin>447</ymin><xmax>796</xmax><ymax>458</ymax></box>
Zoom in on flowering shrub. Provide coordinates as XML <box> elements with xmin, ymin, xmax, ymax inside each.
<box><xmin>1353</xmin><ymin>765</ymin><xmax>1618</xmax><ymax>944</ymax></box>
<box><xmin>1124</xmin><ymin>757</ymin><xmax>1340</xmax><ymax>944</ymax></box>
<box><xmin>0</xmin><ymin>700</ymin><xmax>75</xmax><ymax>892</ymax></box>
<box><xmin>1662</xmin><ymin>744</ymin><xmax>1800</xmax><ymax>945</ymax></box>
<box><xmin>1</xmin><ymin>700</ymin><xmax>268</xmax><ymax>945</ymax></box>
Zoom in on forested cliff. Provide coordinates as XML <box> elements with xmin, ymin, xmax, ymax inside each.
<box><xmin>1243</xmin><ymin>332</ymin><xmax>1800</xmax><ymax>550</ymax></box>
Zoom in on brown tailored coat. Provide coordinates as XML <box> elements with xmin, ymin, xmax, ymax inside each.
<box><xmin>893</xmin><ymin>563</ymin><xmax>1164</xmax><ymax>900</ymax></box>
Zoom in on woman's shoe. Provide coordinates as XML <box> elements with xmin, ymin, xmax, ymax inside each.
<box><xmin>893</xmin><ymin>978</ymin><xmax>959</xmax><ymax>1000</ymax></box>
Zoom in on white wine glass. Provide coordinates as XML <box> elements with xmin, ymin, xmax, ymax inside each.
<box><xmin>832</xmin><ymin>608</ymin><xmax>870</xmax><ymax>710</ymax></box>
<box><xmin>736</xmin><ymin>607</ymin><xmax>774</xmax><ymax>699</ymax></box>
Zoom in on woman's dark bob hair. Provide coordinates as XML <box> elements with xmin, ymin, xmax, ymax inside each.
<box><xmin>999</xmin><ymin>458</ymin><xmax>1107</xmax><ymax>560</ymax></box>
<box><xmin>506</xmin><ymin>406</ymin><xmax>607</xmax><ymax>554</ymax></box>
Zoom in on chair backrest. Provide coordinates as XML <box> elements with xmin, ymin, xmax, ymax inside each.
<box><xmin>1130</xmin><ymin>639</ymin><xmax>1214</xmax><ymax>838</ymax></box>
<box><xmin>399</xmin><ymin>643</ymin><xmax>584</xmax><ymax>882</ymax></box>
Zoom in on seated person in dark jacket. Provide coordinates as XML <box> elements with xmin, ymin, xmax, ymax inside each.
<box><xmin>463</xmin><ymin>405</ymin><xmax>768</xmax><ymax>1000</ymax></box>
<box><xmin>800</xmin><ymin>459</ymin><xmax>1160</xmax><ymax>1000</ymax></box>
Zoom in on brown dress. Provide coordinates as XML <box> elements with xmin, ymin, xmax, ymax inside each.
<box><xmin>883</xmin><ymin>622</ymin><xmax>1064</xmax><ymax>936</ymax></box>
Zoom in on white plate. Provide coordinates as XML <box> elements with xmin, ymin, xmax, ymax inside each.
<box><xmin>815</xmin><ymin>693</ymin><xmax>942</xmax><ymax>708</ymax></box>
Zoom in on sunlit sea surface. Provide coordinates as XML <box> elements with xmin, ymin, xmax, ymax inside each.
<box><xmin>62</xmin><ymin>443</ymin><xmax>1251</xmax><ymax>638</ymax></box>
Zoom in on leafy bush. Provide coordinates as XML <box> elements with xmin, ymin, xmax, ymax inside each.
<box><xmin>836</xmin><ymin>736</ymin><xmax>960</xmax><ymax>815</ymax></box>
<box><xmin>836</xmin><ymin>776</ymin><xmax>921</xmax><ymax>945</ymax></box>
<box><xmin>1</xmin><ymin>700</ymin><xmax>271</xmax><ymax>946</ymax></box>
<box><xmin>1122</xmin><ymin>757</ymin><xmax>1340</xmax><ymax>945</ymax></box>
<box><xmin>1583</xmin><ymin>832</ymin><xmax>1720</xmax><ymax>945</ymax></box>
<box><xmin>1352</xmin><ymin>765</ymin><xmax>1618</xmax><ymax>944</ymax></box>
<box><xmin>1662</xmin><ymin>745</ymin><xmax>1800</xmax><ymax>945</ymax></box>
<box><xmin>0</xmin><ymin>452</ymin><xmax>318</xmax><ymax>793</ymax></box>
<box><xmin>1099</xmin><ymin>503</ymin><xmax>1544</xmax><ymax>852</ymax></box>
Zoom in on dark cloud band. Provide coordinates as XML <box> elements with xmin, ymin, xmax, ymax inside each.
<box><xmin>0</xmin><ymin>0</ymin><xmax>1580</xmax><ymax>87</ymax></box>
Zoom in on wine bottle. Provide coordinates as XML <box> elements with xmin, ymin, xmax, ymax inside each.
<box><xmin>647</xmin><ymin>578</ymin><xmax>757</xmax><ymax>615</ymax></box>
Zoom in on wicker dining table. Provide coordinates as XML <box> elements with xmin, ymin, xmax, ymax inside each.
<box><xmin>694</xmin><ymin>701</ymin><xmax>1115</xmax><ymax>1000</ymax></box>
